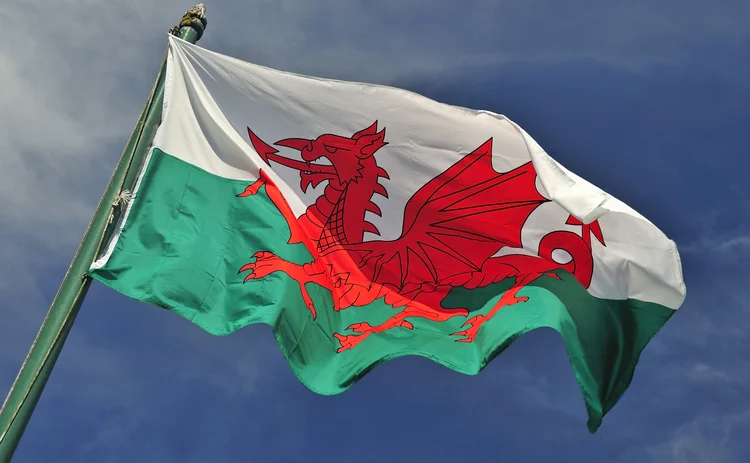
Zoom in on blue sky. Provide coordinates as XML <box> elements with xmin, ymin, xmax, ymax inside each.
<box><xmin>1</xmin><ymin>1</ymin><xmax>749</xmax><ymax>461</ymax></box>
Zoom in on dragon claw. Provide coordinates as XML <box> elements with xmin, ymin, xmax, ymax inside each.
<box><xmin>238</xmin><ymin>251</ymin><xmax>322</xmax><ymax>319</ymax></box>
<box><xmin>451</xmin><ymin>291</ymin><xmax>530</xmax><ymax>342</ymax></box>
<box><xmin>334</xmin><ymin>323</ymin><xmax>374</xmax><ymax>352</ymax></box>
<box><xmin>237</xmin><ymin>179</ymin><xmax>266</xmax><ymax>197</ymax></box>
<box><xmin>452</xmin><ymin>315</ymin><xmax>485</xmax><ymax>342</ymax></box>
<box><xmin>334</xmin><ymin>332</ymin><xmax>368</xmax><ymax>353</ymax></box>
<box><xmin>305</xmin><ymin>301</ymin><xmax>317</xmax><ymax>319</ymax></box>
<box><xmin>239</xmin><ymin>252</ymin><xmax>284</xmax><ymax>281</ymax></box>
<box><xmin>347</xmin><ymin>322</ymin><xmax>373</xmax><ymax>333</ymax></box>
<box><xmin>238</xmin><ymin>262</ymin><xmax>254</xmax><ymax>274</ymax></box>
<box><xmin>334</xmin><ymin>318</ymin><xmax>415</xmax><ymax>353</ymax></box>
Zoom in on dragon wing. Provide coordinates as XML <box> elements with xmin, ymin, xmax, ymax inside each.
<box><xmin>343</xmin><ymin>139</ymin><xmax>548</xmax><ymax>290</ymax></box>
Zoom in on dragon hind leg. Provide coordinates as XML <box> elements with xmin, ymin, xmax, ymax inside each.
<box><xmin>334</xmin><ymin>285</ymin><xmax>469</xmax><ymax>352</ymax></box>
<box><xmin>451</xmin><ymin>273</ymin><xmax>544</xmax><ymax>342</ymax></box>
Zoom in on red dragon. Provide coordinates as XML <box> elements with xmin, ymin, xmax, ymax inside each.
<box><xmin>237</xmin><ymin>121</ymin><xmax>605</xmax><ymax>352</ymax></box>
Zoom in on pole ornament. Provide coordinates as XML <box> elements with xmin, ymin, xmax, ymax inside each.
<box><xmin>170</xmin><ymin>4</ymin><xmax>207</xmax><ymax>39</ymax></box>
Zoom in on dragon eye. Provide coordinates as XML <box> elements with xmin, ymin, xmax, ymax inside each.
<box><xmin>324</xmin><ymin>144</ymin><xmax>338</xmax><ymax>154</ymax></box>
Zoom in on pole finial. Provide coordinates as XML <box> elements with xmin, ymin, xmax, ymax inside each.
<box><xmin>169</xmin><ymin>3</ymin><xmax>208</xmax><ymax>40</ymax></box>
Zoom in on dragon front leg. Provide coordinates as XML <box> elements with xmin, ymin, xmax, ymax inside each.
<box><xmin>237</xmin><ymin>169</ymin><xmax>308</xmax><ymax>246</ymax></box>
<box><xmin>239</xmin><ymin>251</ymin><xmax>332</xmax><ymax>319</ymax></box>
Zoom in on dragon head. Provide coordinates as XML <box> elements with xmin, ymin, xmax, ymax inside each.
<box><xmin>270</xmin><ymin>121</ymin><xmax>387</xmax><ymax>192</ymax></box>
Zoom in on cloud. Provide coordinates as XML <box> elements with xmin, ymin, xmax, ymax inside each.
<box><xmin>76</xmin><ymin>410</ymin><xmax>142</xmax><ymax>463</ymax></box>
<box><xmin>687</xmin><ymin>363</ymin><xmax>731</xmax><ymax>383</ymax></box>
<box><xmin>209</xmin><ymin>0</ymin><xmax>750</xmax><ymax>73</ymax></box>
<box><xmin>648</xmin><ymin>410</ymin><xmax>750</xmax><ymax>463</ymax></box>
<box><xmin>682</xmin><ymin>234</ymin><xmax>750</xmax><ymax>256</ymax></box>
<box><xmin>0</xmin><ymin>242</ymin><xmax>56</xmax><ymax>391</ymax></box>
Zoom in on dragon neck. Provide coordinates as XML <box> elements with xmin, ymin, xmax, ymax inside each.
<box><xmin>302</xmin><ymin>157</ymin><xmax>385</xmax><ymax>252</ymax></box>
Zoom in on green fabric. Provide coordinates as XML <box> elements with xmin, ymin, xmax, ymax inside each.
<box><xmin>89</xmin><ymin>149</ymin><xmax>674</xmax><ymax>432</ymax></box>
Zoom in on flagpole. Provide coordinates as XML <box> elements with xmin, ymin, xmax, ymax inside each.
<box><xmin>0</xmin><ymin>5</ymin><xmax>207</xmax><ymax>461</ymax></box>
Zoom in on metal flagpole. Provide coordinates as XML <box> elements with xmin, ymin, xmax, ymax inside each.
<box><xmin>0</xmin><ymin>5</ymin><xmax>207</xmax><ymax>461</ymax></box>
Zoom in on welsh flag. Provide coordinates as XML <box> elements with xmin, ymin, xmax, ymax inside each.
<box><xmin>90</xmin><ymin>36</ymin><xmax>686</xmax><ymax>432</ymax></box>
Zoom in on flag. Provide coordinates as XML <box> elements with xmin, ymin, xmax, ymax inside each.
<box><xmin>90</xmin><ymin>36</ymin><xmax>686</xmax><ymax>431</ymax></box>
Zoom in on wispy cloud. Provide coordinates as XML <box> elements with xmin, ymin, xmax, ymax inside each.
<box><xmin>648</xmin><ymin>410</ymin><xmax>750</xmax><ymax>463</ymax></box>
<box><xmin>681</xmin><ymin>233</ymin><xmax>750</xmax><ymax>256</ymax></box>
<box><xmin>687</xmin><ymin>362</ymin><xmax>731</xmax><ymax>383</ymax></box>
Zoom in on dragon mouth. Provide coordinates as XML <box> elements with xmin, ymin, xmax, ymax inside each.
<box><xmin>262</xmin><ymin>152</ymin><xmax>337</xmax><ymax>192</ymax></box>
<box><xmin>300</xmin><ymin>169</ymin><xmax>335</xmax><ymax>193</ymax></box>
